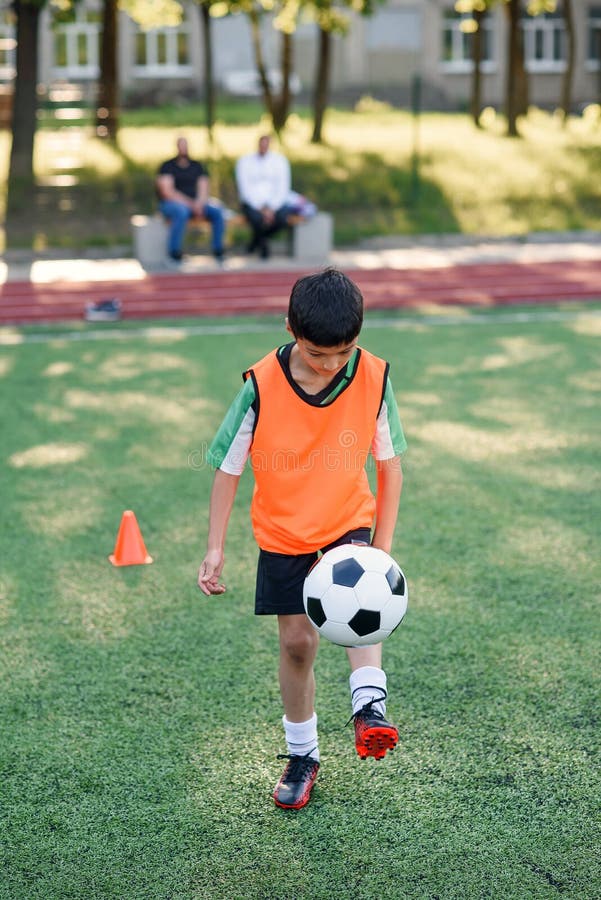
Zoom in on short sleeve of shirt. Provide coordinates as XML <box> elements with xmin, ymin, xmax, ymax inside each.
<box><xmin>157</xmin><ymin>159</ymin><xmax>208</xmax><ymax>197</ymax></box>
<box><xmin>207</xmin><ymin>377</ymin><xmax>256</xmax><ymax>475</ymax></box>
<box><xmin>371</xmin><ymin>376</ymin><xmax>407</xmax><ymax>460</ymax></box>
<box><xmin>190</xmin><ymin>160</ymin><xmax>208</xmax><ymax>179</ymax></box>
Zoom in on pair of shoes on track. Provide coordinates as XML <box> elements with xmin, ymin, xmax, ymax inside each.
<box><xmin>246</xmin><ymin>237</ymin><xmax>270</xmax><ymax>260</ymax></box>
<box><xmin>273</xmin><ymin>700</ymin><xmax>398</xmax><ymax>810</ymax></box>
<box><xmin>84</xmin><ymin>298</ymin><xmax>121</xmax><ymax>322</ymax></box>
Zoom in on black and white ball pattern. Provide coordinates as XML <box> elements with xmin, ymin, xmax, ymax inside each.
<box><xmin>303</xmin><ymin>544</ymin><xmax>408</xmax><ymax>647</ymax></box>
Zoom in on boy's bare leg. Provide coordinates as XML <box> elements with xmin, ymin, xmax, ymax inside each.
<box><xmin>273</xmin><ymin>614</ymin><xmax>321</xmax><ymax>809</ymax></box>
<box><xmin>277</xmin><ymin>613</ymin><xmax>319</xmax><ymax>721</ymax></box>
<box><xmin>346</xmin><ymin>643</ymin><xmax>382</xmax><ymax>672</ymax></box>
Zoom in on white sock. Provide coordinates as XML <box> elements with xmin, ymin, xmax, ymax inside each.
<box><xmin>283</xmin><ymin>713</ymin><xmax>319</xmax><ymax>762</ymax></box>
<box><xmin>349</xmin><ymin>666</ymin><xmax>387</xmax><ymax>717</ymax></box>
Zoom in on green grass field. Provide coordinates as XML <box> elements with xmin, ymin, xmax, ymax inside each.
<box><xmin>1</xmin><ymin>305</ymin><xmax>600</xmax><ymax>899</ymax></box>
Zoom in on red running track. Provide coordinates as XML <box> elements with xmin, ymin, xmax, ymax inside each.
<box><xmin>1</xmin><ymin>258</ymin><xmax>600</xmax><ymax>324</ymax></box>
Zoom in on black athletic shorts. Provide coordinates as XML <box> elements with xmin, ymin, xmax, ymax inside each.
<box><xmin>255</xmin><ymin>527</ymin><xmax>372</xmax><ymax>616</ymax></box>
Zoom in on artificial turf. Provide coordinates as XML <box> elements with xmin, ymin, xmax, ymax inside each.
<box><xmin>1</xmin><ymin>305</ymin><xmax>599</xmax><ymax>898</ymax></box>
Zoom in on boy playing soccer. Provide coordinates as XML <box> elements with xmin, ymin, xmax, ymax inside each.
<box><xmin>198</xmin><ymin>268</ymin><xmax>407</xmax><ymax>809</ymax></box>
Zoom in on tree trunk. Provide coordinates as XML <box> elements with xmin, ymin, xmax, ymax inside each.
<box><xmin>505</xmin><ymin>0</ymin><xmax>522</xmax><ymax>137</ymax></box>
<box><xmin>470</xmin><ymin>9</ymin><xmax>484</xmax><ymax>127</ymax></box>
<box><xmin>272</xmin><ymin>31</ymin><xmax>292</xmax><ymax>133</ymax></box>
<box><xmin>515</xmin><ymin>9</ymin><xmax>529</xmax><ymax>117</ymax></box>
<box><xmin>249</xmin><ymin>9</ymin><xmax>275</xmax><ymax>123</ymax></box>
<box><xmin>96</xmin><ymin>0</ymin><xmax>119</xmax><ymax>140</ymax></box>
<box><xmin>200</xmin><ymin>3</ymin><xmax>215</xmax><ymax>144</ymax></box>
<box><xmin>6</xmin><ymin>0</ymin><xmax>41</xmax><ymax>244</ymax></box>
<box><xmin>8</xmin><ymin>0</ymin><xmax>39</xmax><ymax>181</ymax></box>
<box><xmin>560</xmin><ymin>0</ymin><xmax>575</xmax><ymax>122</ymax></box>
<box><xmin>248</xmin><ymin>9</ymin><xmax>293</xmax><ymax>134</ymax></box>
<box><xmin>311</xmin><ymin>26</ymin><xmax>331</xmax><ymax>144</ymax></box>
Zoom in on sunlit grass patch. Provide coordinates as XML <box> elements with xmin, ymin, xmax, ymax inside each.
<box><xmin>62</xmin><ymin>388</ymin><xmax>209</xmax><ymax>425</ymax></box>
<box><xmin>0</xmin><ymin>572</ymin><xmax>16</xmax><ymax>626</ymax></box>
<box><xmin>496</xmin><ymin>515</ymin><xmax>594</xmax><ymax>574</ymax></box>
<box><xmin>95</xmin><ymin>351</ymin><xmax>193</xmax><ymax>381</ymax></box>
<box><xmin>409</xmin><ymin>419</ymin><xmax>572</xmax><ymax>462</ymax></box>
<box><xmin>55</xmin><ymin>561</ymin><xmax>139</xmax><ymax>643</ymax></box>
<box><xmin>567</xmin><ymin>313</ymin><xmax>601</xmax><ymax>338</ymax></box>
<box><xmin>479</xmin><ymin>335</ymin><xmax>566</xmax><ymax>371</ymax></box>
<box><xmin>20</xmin><ymin>486</ymin><xmax>103</xmax><ymax>539</ymax></box>
<box><xmin>401</xmin><ymin>391</ymin><xmax>443</xmax><ymax>407</ymax></box>
<box><xmin>510</xmin><ymin>460</ymin><xmax>600</xmax><ymax>492</ymax></box>
<box><xmin>32</xmin><ymin>403</ymin><xmax>76</xmax><ymax>424</ymax></box>
<box><xmin>42</xmin><ymin>361</ymin><xmax>74</xmax><ymax>377</ymax></box>
<box><xmin>8</xmin><ymin>441</ymin><xmax>88</xmax><ymax>468</ymax></box>
<box><xmin>569</xmin><ymin>369</ymin><xmax>601</xmax><ymax>392</ymax></box>
<box><xmin>127</xmin><ymin>430</ymin><xmax>202</xmax><ymax>470</ymax></box>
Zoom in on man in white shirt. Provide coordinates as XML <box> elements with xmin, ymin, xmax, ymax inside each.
<box><xmin>235</xmin><ymin>135</ymin><xmax>293</xmax><ymax>260</ymax></box>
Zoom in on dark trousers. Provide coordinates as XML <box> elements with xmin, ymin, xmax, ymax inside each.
<box><xmin>241</xmin><ymin>203</ymin><xmax>293</xmax><ymax>251</ymax></box>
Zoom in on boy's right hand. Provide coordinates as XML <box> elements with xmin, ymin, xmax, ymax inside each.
<box><xmin>197</xmin><ymin>550</ymin><xmax>226</xmax><ymax>595</ymax></box>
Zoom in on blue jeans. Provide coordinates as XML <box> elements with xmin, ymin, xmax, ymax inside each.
<box><xmin>159</xmin><ymin>199</ymin><xmax>225</xmax><ymax>256</ymax></box>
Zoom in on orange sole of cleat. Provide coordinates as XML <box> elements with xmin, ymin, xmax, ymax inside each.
<box><xmin>273</xmin><ymin>784</ymin><xmax>316</xmax><ymax>810</ymax></box>
<box><xmin>274</xmin><ymin>795</ymin><xmax>311</xmax><ymax>810</ymax></box>
<box><xmin>356</xmin><ymin>726</ymin><xmax>398</xmax><ymax>760</ymax></box>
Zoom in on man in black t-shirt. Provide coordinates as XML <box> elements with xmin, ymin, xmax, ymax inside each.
<box><xmin>157</xmin><ymin>137</ymin><xmax>225</xmax><ymax>264</ymax></box>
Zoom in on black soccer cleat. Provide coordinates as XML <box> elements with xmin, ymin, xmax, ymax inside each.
<box><xmin>273</xmin><ymin>751</ymin><xmax>320</xmax><ymax>810</ymax></box>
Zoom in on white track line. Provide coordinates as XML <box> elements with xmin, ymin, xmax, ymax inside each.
<box><xmin>0</xmin><ymin>308</ymin><xmax>599</xmax><ymax>346</ymax></box>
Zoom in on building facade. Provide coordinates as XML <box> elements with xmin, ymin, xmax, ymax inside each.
<box><xmin>0</xmin><ymin>1</ymin><xmax>599</xmax><ymax>111</ymax></box>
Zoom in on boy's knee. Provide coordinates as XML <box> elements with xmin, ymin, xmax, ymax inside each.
<box><xmin>281</xmin><ymin>626</ymin><xmax>318</xmax><ymax>664</ymax></box>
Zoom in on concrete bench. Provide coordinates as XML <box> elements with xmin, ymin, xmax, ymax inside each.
<box><xmin>287</xmin><ymin>212</ymin><xmax>334</xmax><ymax>263</ymax></box>
<box><xmin>131</xmin><ymin>214</ymin><xmax>170</xmax><ymax>268</ymax></box>
<box><xmin>131</xmin><ymin>210</ymin><xmax>334</xmax><ymax>268</ymax></box>
<box><xmin>131</xmin><ymin>211</ymin><xmax>243</xmax><ymax>268</ymax></box>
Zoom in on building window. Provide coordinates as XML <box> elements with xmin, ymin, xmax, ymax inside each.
<box><xmin>52</xmin><ymin>7</ymin><xmax>101</xmax><ymax>79</ymax></box>
<box><xmin>523</xmin><ymin>11</ymin><xmax>565</xmax><ymax>72</ymax></box>
<box><xmin>132</xmin><ymin>11</ymin><xmax>192</xmax><ymax>77</ymax></box>
<box><xmin>441</xmin><ymin>9</ymin><xmax>494</xmax><ymax>72</ymax></box>
<box><xmin>588</xmin><ymin>5</ymin><xmax>601</xmax><ymax>68</ymax></box>
<box><xmin>0</xmin><ymin>7</ymin><xmax>16</xmax><ymax>80</ymax></box>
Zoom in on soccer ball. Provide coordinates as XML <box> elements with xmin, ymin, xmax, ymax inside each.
<box><xmin>303</xmin><ymin>544</ymin><xmax>408</xmax><ymax>647</ymax></box>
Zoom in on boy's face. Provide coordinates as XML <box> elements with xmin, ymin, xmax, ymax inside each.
<box><xmin>294</xmin><ymin>336</ymin><xmax>358</xmax><ymax>377</ymax></box>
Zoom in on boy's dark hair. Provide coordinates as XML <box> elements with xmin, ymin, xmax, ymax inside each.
<box><xmin>287</xmin><ymin>268</ymin><xmax>364</xmax><ymax>347</ymax></box>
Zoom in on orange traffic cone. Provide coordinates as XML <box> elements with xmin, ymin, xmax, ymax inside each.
<box><xmin>109</xmin><ymin>510</ymin><xmax>153</xmax><ymax>566</ymax></box>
